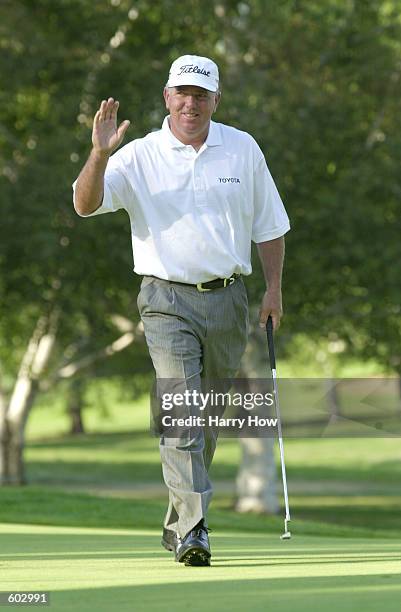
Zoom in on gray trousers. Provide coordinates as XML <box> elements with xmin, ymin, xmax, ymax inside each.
<box><xmin>137</xmin><ymin>275</ymin><xmax>249</xmax><ymax>538</ymax></box>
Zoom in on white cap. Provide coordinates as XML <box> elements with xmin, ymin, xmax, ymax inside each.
<box><xmin>166</xmin><ymin>55</ymin><xmax>219</xmax><ymax>92</ymax></box>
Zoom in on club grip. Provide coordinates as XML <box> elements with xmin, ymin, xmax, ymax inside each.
<box><xmin>266</xmin><ymin>316</ymin><xmax>276</xmax><ymax>371</ymax></box>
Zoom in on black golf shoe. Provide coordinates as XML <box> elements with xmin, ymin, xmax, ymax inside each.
<box><xmin>161</xmin><ymin>527</ymin><xmax>181</xmax><ymax>553</ymax></box>
<box><xmin>175</xmin><ymin>519</ymin><xmax>211</xmax><ymax>566</ymax></box>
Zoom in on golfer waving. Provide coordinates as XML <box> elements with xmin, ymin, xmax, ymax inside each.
<box><xmin>73</xmin><ymin>54</ymin><xmax>290</xmax><ymax>566</ymax></box>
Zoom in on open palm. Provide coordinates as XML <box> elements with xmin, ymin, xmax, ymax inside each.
<box><xmin>92</xmin><ymin>97</ymin><xmax>130</xmax><ymax>155</ymax></box>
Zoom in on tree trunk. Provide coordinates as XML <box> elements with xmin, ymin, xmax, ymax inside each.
<box><xmin>235</xmin><ymin>312</ymin><xmax>279</xmax><ymax>514</ymax></box>
<box><xmin>0</xmin><ymin>313</ymin><xmax>144</xmax><ymax>486</ymax></box>
<box><xmin>1</xmin><ymin>310</ymin><xmax>59</xmax><ymax>485</ymax></box>
<box><xmin>325</xmin><ymin>377</ymin><xmax>341</xmax><ymax>417</ymax></box>
<box><xmin>6</xmin><ymin>380</ymin><xmax>38</xmax><ymax>484</ymax></box>
<box><xmin>236</xmin><ymin>436</ymin><xmax>280</xmax><ymax>514</ymax></box>
<box><xmin>398</xmin><ymin>376</ymin><xmax>401</xmax><ymax>413</ymax></box>
<box><xmin>0</xmin><ymin>381</ymin><xmax>10</xmax><ymax>484</ymax></box>
<box><xmin>67</xmin><ymin>378</ymin><xmax>85</xmax><ymax>435</ymax></box>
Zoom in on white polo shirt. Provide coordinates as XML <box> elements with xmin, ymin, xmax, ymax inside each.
<box><xmin>73</xmin><ymin>116</ymin><xmax>290</xmax><ymax>283</ymax></box>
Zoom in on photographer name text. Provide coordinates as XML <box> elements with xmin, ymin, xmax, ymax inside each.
<box><xmin>161</xmin><ymin>415</ymin><xmax>278</xmax><ymax>429</ymax></box>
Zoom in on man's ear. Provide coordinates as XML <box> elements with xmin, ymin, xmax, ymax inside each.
<box><xmin>163</xmin><ymin>87</ymin><xmax>170</xmax><ymax>110</ymax></box>
<box><xmin>213</xmin><ymin>92</ymin><xmax>221</xmax><ymax>113</ymax></box>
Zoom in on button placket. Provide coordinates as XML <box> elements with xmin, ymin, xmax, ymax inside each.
<box><xmin>193</xmin><ymin>157</ymin><xmax>207</xmax><ymax>207</ymax></box>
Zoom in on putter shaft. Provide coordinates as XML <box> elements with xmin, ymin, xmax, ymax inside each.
<box><xmin>266</xmin><ymin>317</ymin><xmax>292</xmax><ymax>539</ymax></box>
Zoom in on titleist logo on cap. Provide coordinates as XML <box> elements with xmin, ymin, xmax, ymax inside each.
<box><xmin>177</xmin><ymin>64</ymin><xmax>211</xmax><ymax>77</ymax></box>
<box><xmin>167</xmin><ymin>55</ymin><xmax>219</xmax><ymax>92</ymax></box>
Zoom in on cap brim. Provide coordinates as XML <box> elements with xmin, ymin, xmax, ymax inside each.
<box><xmin>167</xmin><ymin>74</ymin><xmax>218</xmax><ymax>92</ymax></box>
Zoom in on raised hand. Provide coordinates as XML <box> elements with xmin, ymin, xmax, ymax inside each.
<box><xmin>92</xmin><ymin>97</ymin><xmax>130</xmax><ymax>155</ymax></box>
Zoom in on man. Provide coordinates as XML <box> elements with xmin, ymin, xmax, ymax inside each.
<box><xmin>73</xmin><ymin>54</ymin><xmax>290</xmax><ymax>566</ymax></box>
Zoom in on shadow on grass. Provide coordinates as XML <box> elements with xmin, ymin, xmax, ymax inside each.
<box><xmin>24</xmin><ymin>458</ymin><xmax>401</xmax><ymax>490</ymax></box>
<box><xmin>213</xmin><ymin>556</ymin><xmax>401</xmax><ymax>567</ymax></box>
<box><xmin>286</xmin><ymin>463</ymin><xmax>401</xmax><ymax>484</ymax></box>
<box><xmin>25</xmin><ymin>431</ymin><xmax>401</xmax><ymax>484</ymax></box>
<box><xmin>5</xmin><ymin>574</ymin><xmax>401</xmax><ymax>612</ymax></box>
<box><xmin>27</xmin><ymin>430</ymin><xmax>156</xmax><ymax>449</ymax></box>
<box><xmin>293</xmin><ymin>504</ymin><xmax>401</xmax><ymax>532</ymax></box>
<box><xmin>0</xmin><ymin>487</ymin><xmax>166</xmax><ymax>530</ymax></box>
<box><xmin>1</xmin><ymin>486</ymin><xmax>401</xmax><ymax>538</ymax></box>
<box><xmin>25</xmin><ymin>460</ymin><xmax>163</xmax><ymax>484</ymax></box>
<box><xmin>2</xmin><ymin>530</ymin><xmax>401</xmax><ymax>561</ymax></box>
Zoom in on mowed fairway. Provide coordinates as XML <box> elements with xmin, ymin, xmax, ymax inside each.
<box><xmin>1</xmin><ymin>395</ymin><xmax>401</xmax><ymax>611</ymax></box>
<box><xmin>1</xmin><ymin>523</ymin><xmax>401</xmax><ymax>612</ymax></box>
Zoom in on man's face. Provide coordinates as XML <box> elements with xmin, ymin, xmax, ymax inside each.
<box><xmin>163</xmin><ymin>85</ymin><xmax>220</xmax><ymax>144</ymax></box>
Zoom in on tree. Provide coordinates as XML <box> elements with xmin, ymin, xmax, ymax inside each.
<box><xmin>1</xmin><ymin>0</ymin><xmax>400</xmax><ymax>485</ymax></box>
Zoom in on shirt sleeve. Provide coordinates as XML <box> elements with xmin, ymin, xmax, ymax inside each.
<box><xmin>251</xmin><ymin>154</ymin><xmax>290</xmax><ymax>243</ymax></box>
<box><xmin>72</xmin><ymin>148</ymin><xmax>133</xmax><ymax>217</ymax></box>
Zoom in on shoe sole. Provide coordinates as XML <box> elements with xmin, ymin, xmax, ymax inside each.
<box><xmin>177</xmin><ymin>547</ymin><xmax>211</xmax><ymax>567</ymax></box>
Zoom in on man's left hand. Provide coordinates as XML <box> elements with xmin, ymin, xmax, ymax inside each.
<box><xmin>258</xmin><ymin>288</ymin><xmax>283</xmax><ymax>331</ymax></box>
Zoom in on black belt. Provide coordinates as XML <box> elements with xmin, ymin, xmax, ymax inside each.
<box><xmin>150</xmin><ymin>274</ymin><xmax>240</xmax><ymax>292</ymax></box>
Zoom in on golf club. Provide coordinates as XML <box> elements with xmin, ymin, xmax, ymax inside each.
<box><xmin>266</xmin><ymin>315</ymin><xmax>291</xmax><ymax>540</ymax></box>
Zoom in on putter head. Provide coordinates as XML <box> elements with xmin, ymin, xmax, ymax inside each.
<box><xmin>280</xmin><ymin>518</ymin><xmax>291</xmax><ymax>540</ymax></box>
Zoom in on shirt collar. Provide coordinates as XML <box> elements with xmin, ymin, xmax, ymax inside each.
<box><xmin>161</xmin><ymin>116</ymin><xmax>222</xmax><ymax>149</ymax></box>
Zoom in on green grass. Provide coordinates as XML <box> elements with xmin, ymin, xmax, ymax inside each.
<box><xmin>1</xmin><ymin>485</ymin><xmax>398</xmax><ymax>539</ymax></box>
<box><xmin>22</xmin><ymin>419</ymin><xmax>401</xmax><ymax>519</ymax></box>
<box><xmin>25</xmin><ymin>381</ymin><xmax>152</xmax><ymax>440</ymax></box>
<box><xmin>2</xmin><ymin>384</ymin><xmax>401</xmax><ymax>611</ymax></box>
<box><xmin>25</xmin><ymin>387</ymin><xmax>401</xmax><ymax>483</ymax></box>
<box><xmin>23</xmin><ymin>432</ymin><xmax>401</xmax><ymax>486</ymax></box>
<box><xmin>14</xmin><ymin>432</ymin><xmax>401</xmax><ymax>536</ymax></box>
<box><xmin>7</xmin><ymin>389</ymin><xmax>401</xmax><ymax>538</ymax></box>
<box><xmin>1</xmin><ymin>523</ymin><xmax>401</xmax><ymax>612</ymax></box>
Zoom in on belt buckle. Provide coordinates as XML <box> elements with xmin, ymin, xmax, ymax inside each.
<box><xmin>196</xmin><ymin>282</ymin><xmax>211</xmax><ymax>292</ymax></box>
<box><xmin>224</xmin><ymin>277</ymin><xmax>235</xmax><ymax>287</ymax></box>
